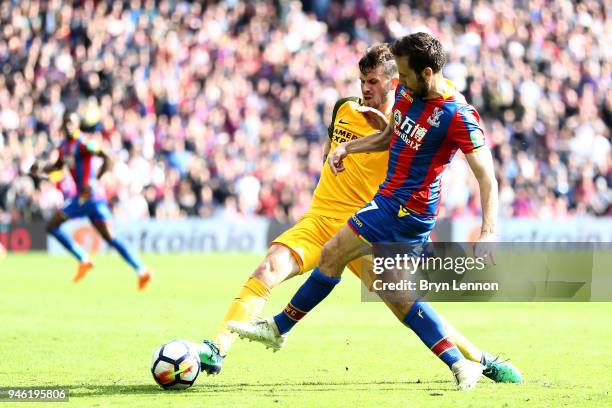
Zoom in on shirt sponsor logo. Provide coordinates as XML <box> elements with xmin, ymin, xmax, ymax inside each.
<box><xmin>394</xmin><ymin>114</ymin><xmax>429</xmax><ymax>151</ymax></box>
<box><xmin>333</xmin><ymin>127</ymin><xmax>359</xmax><ymax>144</ymax></box>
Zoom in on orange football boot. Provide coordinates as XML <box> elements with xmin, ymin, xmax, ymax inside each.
<box><xmin>72</xmin><ymin>260</ymin><xmax>94</xmax><ymax>282</ymax></box>
<box><xmin>138</xmin><ymin>270</ymin><xmax>152</xmax><ymax>290</ymax></box>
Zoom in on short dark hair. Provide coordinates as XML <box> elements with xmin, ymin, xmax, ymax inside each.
<box><xmin>391</xmin><ymin>32</ymin><xmax>446</xmax><ymax>74</ymax></box>
<box><xmin>358</xmin><ymin>43</ymin><xmax>398</xmax><ymax>78</ymax></box>
<box><xmin>62</xmin><ymin>110</ymin><xmax>73</xmax><ymax>126</ymax></box>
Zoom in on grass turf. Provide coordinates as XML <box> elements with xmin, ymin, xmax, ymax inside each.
<box><xmin>0</xmin><ymin>253</ymin><xmax>610</xmax><ymax>407</ymax></box>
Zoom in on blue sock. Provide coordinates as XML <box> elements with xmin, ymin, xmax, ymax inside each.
<box><xmin>273</xmin><ymin>268</ymin><xmax>340</xmax><ymax>335</ymax></box>
<box><xmin>109</xmin><ymin>238</ymin><xmax>145</xmax><ymax>273</ymax></box>
<box><xmin>49</xmin><ymin>228</ymin><xmax>87</xmax><ymax>262</ymax></box>
<box><xmin>403</xmin><ymin>301</ymin><xmax>464</xmax><ymax>367</ymax></box>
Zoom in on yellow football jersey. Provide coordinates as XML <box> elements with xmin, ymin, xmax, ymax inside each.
<box><xmin>308</xmin><ymin>97</ymin><xmax>389</xmax><ymax>219</ymax></box>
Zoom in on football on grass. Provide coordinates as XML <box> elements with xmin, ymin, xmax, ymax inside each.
<box><xmin>151</xmin><ymin>339</ymin><xmax>200</xmax><ymax>390</ymax></box>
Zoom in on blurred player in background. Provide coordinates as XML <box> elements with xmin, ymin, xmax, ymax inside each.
<box><xmin>229</xmin><ymin>33</ymin><xmax>521</xmax><ymax>390</ymax></box>
<box><xmin>31</xmin><ymin>112</ymin><xmax>152</xmax><ymax>290</ymax></box>
<box><xmin>196</xmin><ymin>44</ymin><xmax>520</xmax><ymax>385</ymax></box>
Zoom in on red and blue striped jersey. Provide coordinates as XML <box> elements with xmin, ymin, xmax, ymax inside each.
<box><xmin>58</xmin><ymin>136</ymin><xmax>103</xmax><ymax>199</ymax></box>
<box><xmin>379</xmin><ymin>82</ymin><xmax>486</xmax><ymax>216</ymax></box>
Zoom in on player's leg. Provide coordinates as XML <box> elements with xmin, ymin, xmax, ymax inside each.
<box><xmin>88</xmin><ymin>200</ymin><xmax>151</xmax><ymax>289</ymax></box>
<box><xmin>231</xmin><ymin>196</ymin><xmax>462</xmax><ymax>362</ymax></box>
<box><xmin>354</xmin><ymin>257</ymin><xmax>484</xmax><ymax>362</ymax></box>
<box><xmin>211</xmin><ymin>243</ymin><xmax>301</xmax><ymax>357</ymax></box>
<box><xmin>359</xmin><ymin>205</ymin><xmax>485</xmax><ymax>389</ymax></box>
<box><xmin>47</xmin><ymin>208</ymin><xmax>88</xmax><ymax>262</ymax></box>
<box><xmin>357</xmin><ymin>251</ymin><xmax>521</xmax><ymax>382</ymax></box>
<box><xmin>382</xmin><ymin>295</ymin><xmax>521</xmax><ymax>383</ymax></box>
<box><xmin>90</xmin><ymin>219</ymin><xmax>151</xmax><ymax>289</ymax></box>
<box><xmin>227</xmin><ymin>217</ymin><xmax>366</xmax><ymax>348</ymax></box>
<box><xmin>377</xmin><ymin>293</ymin><xmax>482</xmax><ymax>389</ymax></box>
<box><xmin>228</xmin><ymin>201</ymin><xmax>380</xmax><ymax>345</ymax></box>
<box><xmin>437</xmin><ymin>316</ymin><xmax>482</xmax><ymax>362</ymax></box>
<box><xmin>46</xmin><ymin>202</ymin><xmax>93</xmax><ymax>281</ymax></box>
<box><xmin>260</xmin><ymin>198</ymin><xmax>414</xmax><ymax>338</ymax></box>
<box><xmin>199</xmin><ymin>214</ymin><xmax>332</xmax><ymax>374</ymax></box>
<box><xmin>195</xmin><ymin>244</ymin><xmax>300</xmax><ymax>375</ymax></box>
<box><xmin>212</xmin><ymin>214</ymin><xmax>332</xmax><ymax>357</ymax></box>
<box><xmin>268</xmin><ymin>223</ymin><xmax>368</xmax><ymax>336</ymax></box>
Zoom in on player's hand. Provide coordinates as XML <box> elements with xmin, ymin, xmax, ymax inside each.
<box><xmin>328</xmin><ymin>144</ymin><xmax>348</xmax><ymax>175</ymax></box>
<box><xmin>356</xmin><ymin>106</ymin><xmax>388</xmax><ymax>131</ymax></box>
<box><xmin>473</xmin><ymin>232</ymin><xmax>497</xmax><ymax>266</ymax></box>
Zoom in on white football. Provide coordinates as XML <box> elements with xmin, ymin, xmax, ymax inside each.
<box><xmin>151</xmin><ymin>339</ymin><xmax>200</xmax><ymax>390</ymax></box>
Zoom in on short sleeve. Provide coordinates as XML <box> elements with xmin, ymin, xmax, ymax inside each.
<box><xmin>79</xmin><ymin>139</ymin><xmax>100</xmax><ymax>155</ymax></box>
<box><xmin>448</xmin><ymin>104</ymin><xmax>486</xmax><ymax>154</ymax></box>
<box><xmin>328</xmin><ymin>97</ymin><xmax>360</xmax><ymax>140</ymax></box>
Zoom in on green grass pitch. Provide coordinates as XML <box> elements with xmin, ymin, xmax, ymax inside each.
<box><xmin>0</xmin><ymin>253</ymin><xmax>610</xmax><ymax>407</ymax></box>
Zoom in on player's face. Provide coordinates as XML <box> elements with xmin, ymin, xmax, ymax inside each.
<box><xmin>360</xmin><ymin>65</ymin><xmax>393</xmax><ymax>110</ymax></box>
<box><xmin>395</xmin><ymin>56</ymin><xmax>431</xmax><ymax>98</ymax></box>
<box><xmin>63</xmin><ymin>115</ymin><xmax>79</xmax><ymax>138</ymax></box>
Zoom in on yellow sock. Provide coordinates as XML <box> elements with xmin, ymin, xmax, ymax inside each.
<box><xmin>213</xmin><ymin>277</ymin><xmax>271</xmax><ymax>356</ymax></box>
<box><xmin>440</xmin><ymin>315</ymin><xmax>483</xmax><ymax>363</ymax></box>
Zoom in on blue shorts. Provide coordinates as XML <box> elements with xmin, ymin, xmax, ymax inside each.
<box><xmin>347</xmin><ymin>193</ymin><xmax>436</xmax><ymax>244</ymax></box>
<box><xmin>60</xmin><ymin>197</ymin><xmax>112</xmax><ymax>222</ymax></box>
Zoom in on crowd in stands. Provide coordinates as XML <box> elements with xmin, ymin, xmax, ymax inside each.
<box><xmin>1</xmin><ymin>0</ymin><xmax>610</xmax><ymax>226</ymax></box>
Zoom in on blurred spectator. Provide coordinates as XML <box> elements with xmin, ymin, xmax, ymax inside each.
<box><xmin>0</xmin><ymin>0</ymin><xmax>610</xmax><ymax>226</ymax></box>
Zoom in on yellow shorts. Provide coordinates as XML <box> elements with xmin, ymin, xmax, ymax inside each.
<box><xmin>271</xmin><ymin>212</ymin><xmax>372</xmax><ymax>280</ymax></box>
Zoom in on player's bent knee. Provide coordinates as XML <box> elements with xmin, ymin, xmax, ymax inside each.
<box><xmin>319</xmin><ymin>242</ymin><xmax>335</xmax><ymax>265</ymax></box>
<box><xmin>92</xmin><ymin>221</ymin><xmax>114</xmax><ymax>243</ymax></box>
<box><xmin>46</xmin><ymin>218</ymin><xmax>63</xmax><ymax>232</ymax></box>
<box><xmin>251</xmin><ymin>246</ymin><xmax>299</xmax><ymax>288</ymax></box>
<box><xmin>98</xmin><ymin>230</ymin><xmax>114</xmax><ymax>244</ymax></box>
<box><xmin>251</xmin><ymin>262</ymin><xmax>277</xmax><ymax>288</ymax></box>
<box><xmin>319</xmin><ymin>240</ymin><xmax>346</xmax><ymax>277</ymax></box>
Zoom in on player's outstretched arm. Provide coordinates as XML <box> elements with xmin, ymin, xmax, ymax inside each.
<box><xmin>328</xmin><ymin>120</ymin><xmax>393</xmax><ymax>175</ymax></box>
<box><xmin>346</xmin><ymin>118</ymin><xmax>393</xmax><ymax>154</ymax></box>
<box><xmin>43</xmin><ymin>161</ymin><xmax>62</xmax><ymax>173</ymax></box>
<box><xmin>30</xmin><ymin>151</ymin><xmax>63</xmax><ymax>176</ymax></box>
<box><xmin>465</xmin><ymin>147</ymin><xmax>499</xmax><ymax>262</ymax></box>
<box><xmin>356</xmin><ymin>106</ymin><xmax>389</xmax><ymax>130</ymax></box>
